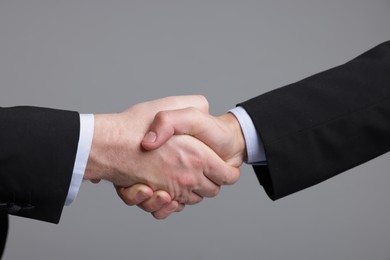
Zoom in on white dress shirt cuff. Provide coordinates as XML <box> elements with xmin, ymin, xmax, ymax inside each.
<box><xmin>65</xmin><ymin>114</ymin><xmax>94</xmax><ymax>206</ymax></box>
<box><xmin>229</xmin><ymin>106</ymin><xmax>267</xmax><ymax>165</ymax></box>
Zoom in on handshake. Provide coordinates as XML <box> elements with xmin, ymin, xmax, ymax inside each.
<box><xmin>84</xmin><ymin>95</ymin><xmax>246</xmax><ymax>219</ymax></box>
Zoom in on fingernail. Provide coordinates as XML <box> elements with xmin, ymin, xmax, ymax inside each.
<box><xmin>143</xmin><ymin>131</ymin><xmax>157</xmax><ymax>143</ymax></box>
<box><xmin>136</xmin><ymin>191</ymin><xmax>149</xmax><ymax>201</ymax></box>
<box><xmin>165</xmin><ymin>202</ymin><xmax>177</xmax><ymax>212</ymax></box>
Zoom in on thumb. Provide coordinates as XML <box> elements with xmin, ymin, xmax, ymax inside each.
<box><xmin>142</xmin><ymin>108</ymin><xmax>210</xmax><ymax>151</ymax></box>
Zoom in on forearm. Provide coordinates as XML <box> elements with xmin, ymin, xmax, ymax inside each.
<box><xmin>83</xmin><ymin>113</ymin><xmax>140</xmax><ymax>185</ymax></box>
<box><xmin>241</xmin><ymin>41</ymin><xmax>390</xmax><ymax>200</ymax></box>
<box><xmin>0</xmin><ymin>106</ymin><xmax>80</xmax><ymax>223</ymax></box>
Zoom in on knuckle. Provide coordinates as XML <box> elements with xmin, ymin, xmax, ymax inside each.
<box><xmin>189</xmin><ymin>196</ymin><xmax>203</xmax><ymax>205</ymax></box>
<box><xmin>187</xmin><ymin>106</ymin><xmax>203</xmax><ymax>118</ymax></box>
<box><xmin>227</xmin><ymin>170</ymin><xmax>240</xmax><ymax>185</ymax></box>
<box><xmin>178</xmin><ymin>175</ymin><xmax>197</xmax><ymax>189</ymax></box>
<box><xmin>175</xmin><ymin>204</ymin><xmax>185</xmax><ymax>212</ymax></box>
<box><xmin>220</xmin><ymin>170</ymin><xmax>239</xmax><ymax>185</ymax></box>
<box><xmin>213</xmin><ymin>170</ymin><xmax>230</xmax><ymax>186</ymax></box>
<box><xmin>116</xmin><ymin>189</ymin><xmax>137</xmax><ymax>206</ymax></box>
<box><xmin>222</xmin><ymin>173</ymin><xmax>231</xmax><ymax>185</ymax></box>
<box><xmin>186</xmin><ymin>106</ymin><xmax>198</xmax><ymax>113</ymax></box>
<box><xmin>190</xmin><ymin>156</ymin><xmax>204</xmax><ymax>170</ymax></box>
<box><xmin>139</xmin><ymin>204</ymin><xmax>155</xmax><ymax>213</ymax></box>
<box><xmin>174</xmin><ymin>194</ymin><xmax>189</xmax><ymax>204</ymax></box>
<box><xmin>209</xmin><ymin>186</ymin><xmax>220</xmax><ymax>197</ymax></box>
<box><xmin>152</xmin><ymin>212</ymin><xmax>167</xmax><ymax>220</ymax></box>
<box><xmin>196</xmin><ymin>95</ymin><xmax>209</xmax><ymax>112</ymax></box>
<box><xmin>122</xmin><ymin>196</ymin><xmax>138</xmax><ymax>206</ymax></box>
<box><xmin>155</xmin><ymin>111</ymin><xmax>171</xmax><ymax>125</ymax></box>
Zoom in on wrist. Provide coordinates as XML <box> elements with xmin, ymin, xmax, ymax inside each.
<box><xmin>84</xmin><ymin>114</ymin><xmax>120</xmax><ymax>182</ymax></box>
<box><xmin>218</xmin><ymin>113</ymin><xmax>247</xmax><ymax>165</ymax></box>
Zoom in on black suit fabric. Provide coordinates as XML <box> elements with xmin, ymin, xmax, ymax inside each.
<box><xmin>241</xmin><ymin>41</ymin><xmax>390</xmax><ymax>200</ymax></box>
<box><xmin>0</xmin><ymin>107</ymin><xmax>80</xmax><ymax>257</ymax></box>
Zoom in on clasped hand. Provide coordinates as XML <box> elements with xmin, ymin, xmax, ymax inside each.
<box><xmin>83</xmin><ymin>96</ymin><xmax>246</xmax><ymax>219</ymax></box>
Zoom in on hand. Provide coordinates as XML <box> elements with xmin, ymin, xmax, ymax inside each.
<box><xmin>83</xmin><ymin>96</ymin><xmax>240</xmax><ymax>206</ymax></box>
<box><xmin>115</xmin><ymin>184</ymin><xmax>185</xmax><ymax>219</ymax></box>
<box><xmin>120</xmin><ymin>107</ymin><xmax>247</xmax><ymax>219</ymax></box>
<box><xmin>142</xmin><ymin>108</ymin><xmax>247</xmax><ymax>167</ymax></box>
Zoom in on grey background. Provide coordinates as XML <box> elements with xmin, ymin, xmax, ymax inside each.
<box><xmin>1</xmin><ymin>0</ymin><xmax>390</xmax><ymax>259</ymax></box>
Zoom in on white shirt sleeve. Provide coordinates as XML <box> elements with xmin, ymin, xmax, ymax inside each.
<box><xmin>229</xmin><ymin>106</ymin><xmax>267</xmax><ymax>165</ymax></box>
<box><xmin>64</xmin><ymin>114</ymin><xmax>94</xmax><ymax>206</ymax></box>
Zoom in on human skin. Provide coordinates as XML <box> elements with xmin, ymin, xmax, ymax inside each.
<box><xmin>118</xmin><ymin>107</ymin><xmax>247</xmax><ymax>219</ymax></box>
<box><xmin>83</xmin><ymin>96</ymin><xmax>241</xmax><ymax>206</ymax></box>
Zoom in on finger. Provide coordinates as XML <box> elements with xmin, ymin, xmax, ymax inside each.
<box><xmin>159</xmin><ymin>95</ymin><xmax>209</xmax><ymax>113</ymax></box>
<box><xmin>142</xmin><ymin>108</ymin><xmax>213</xmax><ymax>150</ymax></box>
<box><xmin>151</xmin><ymin>201</ymin><xmax>179</xmax><ymax>220</ymax></box>
<box><xmin>203</xmin><ymin>150</ymin><xmax>241</xmax><ymax>186</ymax></box>
<box><xmin>175</xmin><ymin>203</ymin><xmax>185</xmax><ymax>212</ymax></box>
<box><xmin>134</xmin><ymin>95</ymin><xmax>209</xmax><ymax>115</ymax></box>
<box><xmin>193</xmin><ymin>180</ymin><xmax>221</xmax><ymax>198</ymax></box>
<box><xmin>138</xmin><ymin>190</ymin><xmax>173</xmax><ymax>213</ymax></box>
<box><xmin>206</xmin><ymin>165</ymin><xmax>241</xmax><ymax>186</ymax></box>
<box><xmin>116</xmin><ymin>184</ymin><xmax>154</xmax><ymax>206</ymax></box>
<box><xmin>174</xmin><ymin>192</ymin><xmax>204</xmax><ymax>205</ymax></box>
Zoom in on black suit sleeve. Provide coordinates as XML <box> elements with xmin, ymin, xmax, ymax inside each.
<box><xmin>0</xmin><ymin>107</ymin><xmax>80</xmax><ymax>223</ymax></box>
<box><xmin>240</xmin><ymin>41</ymin><xmax>390</xmax><ymax>200</ymax></box>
